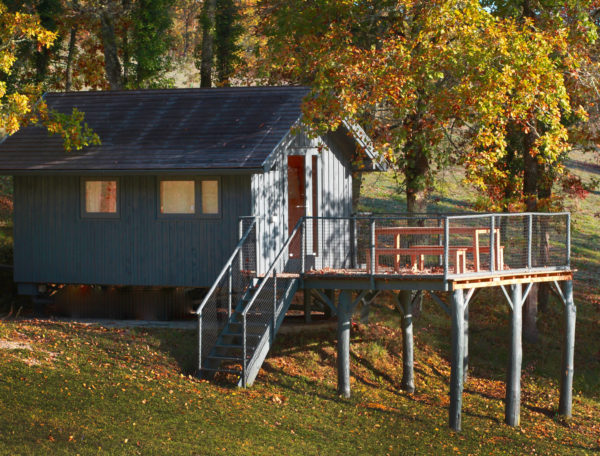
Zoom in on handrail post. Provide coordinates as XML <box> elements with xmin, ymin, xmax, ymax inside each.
<box><xmin>272</xmin><ymin>268</ymin><xmax>277</xmax><ymax>338</ymax></box>
<box><xmin>197</xmin><ymin>313</ymin><xmax>202</xmax><ymax>378</ymax></box>
<box><xmin>370</xmin><ymin>217</ymin><xmax>376</xmax><ymax>275</ymax></box>
<box><xmin>227</xmin><ymin>265</ymin><xmax>233</xmax><ymax>318</ymax></box>
<box><xmin>438</xmin><ymin>216</ymin><xmax>443</xmax><ymax>266</ymax></box>
<box><xmin>242</xmin><ymin>313</ymin><xmax>247</xmax><ymax>388</ymax></box>
<box><xmin>351</xmin><ymin>216</ymin><xmax>358</xmax><ymax>269</ymax></box>
<box><xmin>566</xmin><ymin>213</ymin><xmax>571</xmax><ymax>268</ymax></box>
<box><xmin>238</xmin><ymin>219</ymin><xmax>244</xmax><ymax>271</ymax></box>
<box><xmin>255</xmin><ymin>218</ymin><xmax>260</xmax><ymax>276</ymax></box>
<box><xmin>443</xmin><ymin>216</ymin><xmax>449</xmax><ymax>282</ymax></box>
<box><xmin>527</xmin><ymin>214</ymin><xmax>533</xmax><ymax>269</ymax></box>
<box><xmin>301</xmin><ymin>218</ymin><xmax>306</xmax><ymax>273</ymax></box>
<box><xmin>490</xmin><ymin>215</ymin><xmax>495</xmax><ymax>273</ymax></box>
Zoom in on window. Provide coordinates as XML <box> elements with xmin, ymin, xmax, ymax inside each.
<box><xmin>160</xmin><ymin>180</ymin><xmax>195</xmax><ymax>214</ymax></box>
<box><xmin>158</xmin><ymin>178</ymin><xmax>220</xmax><ymax>217</ymax></box>
<box><xmin>83</xmin><ymin>179</ymin><xmax>118</xmax><ymax>216</ymax></box>
<box><xmin>201</xmin><ymin>180</ymin><xmax>219</xmax><ymax>214</ymax></box>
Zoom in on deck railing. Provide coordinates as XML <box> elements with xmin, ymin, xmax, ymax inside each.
<box><xmin>298</xmin><ymin>212</ymin><xmax>570</xmax><ymax>279</ymax></box>
<box><xmin>195</xmin><ymin>217</ymin><xmax>257</xmax><ymax>375</ymax></box>
<box><xmin>238</xmin><ymin>217</ymin><xmax>304</xmax><ymax>386</ymax></box>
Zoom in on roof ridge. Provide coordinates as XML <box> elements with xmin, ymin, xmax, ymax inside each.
<box><xmin>46</xmin><ymin>86</ymin><xmax>310</xmax><ymax>97</ymax></box>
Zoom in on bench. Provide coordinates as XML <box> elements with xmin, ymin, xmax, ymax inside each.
<box><xmin>366</xmin><ymin>246</ymin><xmax>467</xmax><ymax>274</ymax></box>
<box><xmin>365</xmin><ymin>244</ymin><xmax>504</xmax><ymax>274</ymax></box>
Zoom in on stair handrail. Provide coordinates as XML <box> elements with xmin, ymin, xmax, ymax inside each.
<box><xmin>241</xmin><ymin>217</ymin><xmax>304</xmax><ymax>318</ymax></box>
<box><xmin>194</xmin><ymin>217</ymin><xmax>257</xmax><ymax>316</ymax></box>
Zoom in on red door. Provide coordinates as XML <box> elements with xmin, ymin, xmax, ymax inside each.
<box><xmin>288</xmin><ymin>156</ymin><xmax>305</xmax><ymax>256</ymax></box>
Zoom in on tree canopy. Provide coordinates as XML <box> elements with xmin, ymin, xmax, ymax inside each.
<box><xmin>253</xmin><ymin>0</ymin><xmax>598</xmax><ymax>214</ymax></box>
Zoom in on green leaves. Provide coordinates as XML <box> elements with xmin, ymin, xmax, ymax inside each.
<box><xmin>40</xmin><ymin>107</ymin><xmax>101</xmax><ymax>152</ymax></box>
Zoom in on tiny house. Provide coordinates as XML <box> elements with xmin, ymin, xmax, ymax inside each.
<box><xmin>0</xmin><ymin>87</ymin><xmax>378</xmax><ymax>297</ymax></box>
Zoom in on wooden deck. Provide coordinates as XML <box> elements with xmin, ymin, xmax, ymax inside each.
<box><xmin>301</xmin><ymin>268</ymin><xmax>572</xmax><ymax>291</ymax></box>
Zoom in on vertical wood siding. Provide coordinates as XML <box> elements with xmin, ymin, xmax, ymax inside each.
<box><xmin>316</xmin><ymin>133</ymin><xmax>353</xmax><ymax>269</ymax></box>
<box><xmin>251</xmin><ymin>128</ymin><xmax>354</xmax><ymax>274</ymax></box>
<box><xmin>14</xmin><ymin>174</ymin><xmax>252</xmax><ymax>287</ymax></box>
<box><xmin>251</xmin><ymin>137</ymin><xmax>289</xmax><ymax>275</ymax></box>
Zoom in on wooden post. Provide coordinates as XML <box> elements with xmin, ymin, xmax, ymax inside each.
<box><xmin>304</xmin><ymin>288</ymin><xmax>312</xmax><ymax>324</ymax></box>
<box><xmin>463</xmin><ymin>301</ymin><xmax>469</xmax><ymax>383</ymax></box>
<box><xmin>227</xmin><ymin>265</ymin><xmax>233</xmax><ymax>318</ymax></box>
<box><xmin>359</xmin><ymin>291</ymin><xmax>372</xmax><ymax>324</ymax></box>
<box><xmin>559</xmin><ymin>280</ymin><xmax>576</xmax><ymax>418</ymax></box>
<box><xmin>505</xmin><ymin>283</ymin><xmax>522</xmax><ymax>427</ymax></box>
<box><xmin>449</xmin><ymin>288</ymin><xmax>465</xmax><ymax>431</ymax></box>
<box><xmin>197</xmin><ymin>314</ymin><xmax>203</xmax><ymax>378</ymax></box>
<box><xmin>370</xmin><ymin>218</ymin><xmax>376</xmax><ymax>274</ymax></box>
<box><xmin>324</xmin><ymin>289</ymin><xmax>334</xmax><ymax>319</ymax></box>
<box><xmin>397</xmin><ymin>290</ymin><xmax>415</xmax><ymax>393</ymax></box>
<box><xmin>337</xmin><ymin>290</ymin><xmax>352</xmax><ymax>398</ymax></box>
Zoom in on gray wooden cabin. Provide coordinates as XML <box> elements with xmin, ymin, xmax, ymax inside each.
<box><xmin>0</xmin><ymin>87</ymin><xmax>378</xmax><ymax>295</ymax></box>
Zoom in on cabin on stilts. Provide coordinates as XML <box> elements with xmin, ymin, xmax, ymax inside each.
<box><xmin>0</xmin><ymin>87</ymin><xmax>575</xmax><ymax>432</ymax></box>
<box><xmin>0</xmin><ymin>86</ymin><xmax>378</xmax><ymax>311</ymax></box>
<box><xmin>199</xmin><ymin>210</ymin><xmax>574</xmax><ymax>431</ymax></box>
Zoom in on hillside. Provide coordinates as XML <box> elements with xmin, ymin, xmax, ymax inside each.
<box><xmin>0</xmin><ymin>156</ymin><xmax>599</xmax><ymax>455</ymax></box>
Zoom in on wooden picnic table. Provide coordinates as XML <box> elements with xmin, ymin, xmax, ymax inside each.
<box><xmin>372</xmin><ymin>226</ymin><xmax>503</xmax><ymax>273</ymax></box>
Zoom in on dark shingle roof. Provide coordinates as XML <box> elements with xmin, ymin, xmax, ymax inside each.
<box><xmin>0</xmin><ymin>86</ymin><xmax>310</xmax><ymax>173</ymax></box>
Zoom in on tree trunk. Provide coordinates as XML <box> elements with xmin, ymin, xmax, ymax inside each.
<box><xmin>522</xmin><ymin>132</ymin><xmax>539</xmax><ymax>342</ymax></box>
<box><xmin>352</xmin><ymin>171</ymin><xmax>363</xmax><ymax>213</ymax></box>
<box><xmin>100</xmin><ymin>12</ymin><xmax>123</xmax><ymax>90</ymax></box>
<box><xmin>199</xmin><ymin>0</ymin><xmax>216</xmax><ymax>88</ymax></box>
<box><xmin>65</xmin><ymin>26</ymin><xmax>77</xmax><ymax>92</ymax></box>
<box><xmin>404</xmin><ymin>141</ymin><xmax>429</xmax><ymax>216</ymax></box>
<box><xmin>537</xmin><ymin>169</ymin><xmax>552</xmax><ymax>313</ymax></box>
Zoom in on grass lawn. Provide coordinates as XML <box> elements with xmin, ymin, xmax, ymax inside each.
<box><xmin>0</xmin><ymin>157</ymin><xmax>599</xmax><ymax>455</ymax></box>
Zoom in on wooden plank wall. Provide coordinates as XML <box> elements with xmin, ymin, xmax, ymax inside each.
<box><xmin>14</xmin><ymin>174</ymin><xmax>252</xmax><ymax>288</ymax></box>
<box><xmin>251</xmin><ymin>135</ymin><xmax>289</xmax><ymax>275</ymax></box>
<box><xmin>316</xmin><ymin>133</ymin><xmax>353</xmax><ymax>269</ymax></box>
<box><xmin>251</xmin><ymin>128</ymin><xmax>354</xmax><ymax>275</ymax></box>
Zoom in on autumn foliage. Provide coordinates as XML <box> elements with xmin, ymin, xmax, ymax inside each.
<box><xmin>254</xmin><ymin>0</ymin><xmax>599</xmax><ymax>211</ymax></box>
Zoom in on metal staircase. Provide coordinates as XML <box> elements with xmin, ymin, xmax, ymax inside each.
<box><xmin>195</xmin><ymin>218</ymin><xmax>303</xmax><ymax>387</ymax></box>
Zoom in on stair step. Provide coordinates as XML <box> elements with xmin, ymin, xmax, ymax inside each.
<box><xmin>214</xmin><ymin>343</ymin><xmax>244</xmax><ymax>349</ymax></box>
<box><xmin>229</xmin><ymin>321</ymin><xmax>269</xmax><ymax>328</ymax></box>
<box><xmin>207</xmin><ymin>354</ymin><xmax>248</xmax><ymax>362</ymax></box>
<box><xmin>200</xmin><ymin>367</ymin><xmax>242</xmax><ymax>375</ymax></box>
<box><xmin>221</xmin><ymin>331</ymin><xmax>262</xmax><ymax>338</ymax></box>
<box><xmin>214</xmin><ymin>343</ymin><xmax>258</xmax><ymax>352</ymax></box>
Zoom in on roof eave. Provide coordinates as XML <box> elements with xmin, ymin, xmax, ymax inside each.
<box><xmin>261</xmin><ymin>117</ymin><xmax>302</xmax><ymax>172</ymax></box>
<box><xmin>341</xmin><ymin>119</ymin><xmax>387</xmax><ymax>172</ymax></box>
<box><xmin>0</xmin><ymin>167</ymin><xmax>264</xmax><ymax>176</ymax></box>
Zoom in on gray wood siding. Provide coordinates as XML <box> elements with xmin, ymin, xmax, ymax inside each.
<box><xmin>251</xmin><ymin>135</ymin><xmax>289</xmax><ymax>275</ymax></box>
<box><xmin>14</xmin><ymin>174</ymin><xmax>252</xmax><ymax>287</ymax></box>
<box><xmin>316</xmin><ymin>133</ymin><xmax>353</xmax><ymax>269</ymax></box>
<box><xmin>254</xmin><ymin>128</ymin><xmax>354</xmax><ymax>273</ymax></box>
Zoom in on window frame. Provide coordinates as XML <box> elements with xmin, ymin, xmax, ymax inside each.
<box><xmin>156</xmin><ymin>176</ymin><xmax>221</xmax><ymax>219</ymax></box>
<box><xmin>80</xmin><ymin>177</ymin><xmax>120</xmax><ymax>219</ymax></box>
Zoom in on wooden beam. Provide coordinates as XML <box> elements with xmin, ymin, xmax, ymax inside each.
<box><xmin>337</xmin><ymin>290</ymin><xmax>352</xmax><ymax>398</ymax></box>
<box><xmin>449</xmin><ymin>289</ymin><xmax>465</xmax><ymax>431</ymax></box>
<box><xmin>505</xmin><ymin>283</ymin><xmax>523</xmax><ymax>427</ymax></box>
<box><xmin>451</xmin><ymin>271</ymin><xmax>573</xmax><ymax>290</ymax></box>
<box><xmin>304</xmin><ymin>288</ymin><xmax>312</xmax><ymax>323</ymax></box>
<box><xmin>312</xmin><ymin>289</ymin><xmax>336</xmax><ymax>316</ymax></box>
<box><xmin>559</xmin><ymin>280</ymin><xmax>576</xmax><ymax>418</ymax></box>
<box><xmin>396</xmin><ymin>290</ymin><xmax>415</xmax><ymax>393</ymax></box>
<box><xmin>428</xmin><ymin>291</ymin><xmax>451</xmax><ymax>316</ymax></box>
<box><xmin>463</xmin><ymin>297</ymin><xmax>469</xmax><ymax>384</ymax></box>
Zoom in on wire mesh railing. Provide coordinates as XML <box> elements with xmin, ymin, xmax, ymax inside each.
<box><xmin>196</xmin><ymin>217</ymin><xmax>256</xmax><ymax>376</ymax></box>
<box><xmin>299</xmin><ymin>212</ymin><xmax>570</xmax><ymax>278</ymax></box>
<box><xmin>197</xmin><ymin>211</ymin><xmax>570</xmax><ymax>381</ymax></box>
<box><xmin>239</xmin><ymin>218</ymin><xmax>304</xmax><ymax>386</ymax></box>
<box><xmin>445</xmin><ymin>213</ymin><xmax>570</xmax><ymax>277</ymax></box>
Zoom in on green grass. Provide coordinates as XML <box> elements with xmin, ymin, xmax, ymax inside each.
<box><xmin>0</xmin><ymin>157</ymin><xmax>599</xmax><ymax>455</ymax></box>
